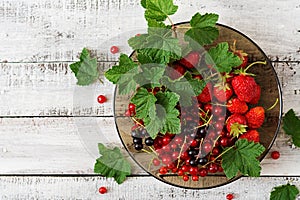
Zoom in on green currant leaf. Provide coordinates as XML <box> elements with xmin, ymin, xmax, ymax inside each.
<box><xmin>94</xmin><ymin>143</ymin><xmax>131</xmax><ymax>184</ymax></box>
<box><xmin>70</xmin><ymin>48</ymin><xmax>99</xmax><ymax>86</ymax></box>
<box><xmin>270</xmin><ymin>183</ymin><xmax>300</xmax><ymax>200</ymax></box>
<box><xmin>205</xmin><ymin>42</ymin><xmax>242</xmax><ymax>73</ymax></box>
<box><xmin>128</xmin><ymin>34</ymin><xmax>149</xmax><ymax>51</ymax></box>
<box><xmin>141</xmin><ymin>0</ymin><xmax>147</xmax><ymax>8</ymax></box>
<box><xmin>128</xmin><ymin>28</ymin><xmax>181</xmax><ymax>64</ymax></box>
<box><xmin>144</xmin><ymin>104</ymin><xmax>166</xmax><ymax>139</ymax></box>
<box><xmin>105</xmin><ymin>54</ymin><xmax>139</xmax><ymax>95</ymax></box>
<box><xmin>142</xmin><ymin>28</ymin><xmax>181</xmax><ymax>64</ymax></box>
<box><xmin>144</xmin><ymin>0</ymin><xmax>178</xmax><ymax>22</ymax></box>
<box><xmin>130</xmin><ymin>87</ymin><xmax>157</xmax><ymax>119</ymax></box>
<box><xmin>222</xmin><ymin>139</ymin><xmax>265</xmax><ymax>179</ymax></box>
<box><xmin>147</xmin><ymin>19</ymin><xmax>170</xmax><ymax>28</ymax></box>
<box><xmin>161</xmin><ymin>72</ymin><xmax>206</xmax><ymax>106</ymax></box>
<box><xmin>283</xmin><ymin>109</ymin><xmax>300</xmax><ymax>147</ymax></box>
<box><xmin>184</xmin><ymin>13</ymin><xmax>219</xmax><ymax>49</ymax></box>
<box><xmin>144</xmin><ymin>91</ymin><xmax>180</xmax><ymax>139</ymax></box>
<box><xmin>156</xmin><ymin>91</ymin><xmax>180</xmax><ymax>134</ymax></box>
<box><xmin>133</xmin><ymin>63</ymin><xmax>166</xmax><ymax>87</ymax></box>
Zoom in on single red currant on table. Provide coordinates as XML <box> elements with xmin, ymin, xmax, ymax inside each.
<box><xmin>226</xmin><ymin>193</ymin><xmax>234</xmax><ymax>200</ymax></box>
<box><xmin>97</xmin><ymin>95</ymin><xmax>107</xmax><ymax>104</ymax></box>
<box><xmin>271</xmin><ymin>151</ymin><xmax>280</xmax><ymax>159</ymax></box>
<box><xmin>110</xmin><ymin>46</ymin><xmax>119</xmax><ymax>54</ymax></box>
<box><xmin>98</xmin><ymin>186</ymin><xmax>107</xmax><ymax>194</ymax></box>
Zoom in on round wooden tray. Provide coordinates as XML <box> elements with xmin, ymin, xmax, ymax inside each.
<box><xmin>114</xmin><ymin>23</ymin><xmax>282</xmax><ymax>189</ymax></box>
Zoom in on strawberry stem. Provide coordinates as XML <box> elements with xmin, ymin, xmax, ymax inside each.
<box><xmin>267</xmin><ymin>98</ymin><xmax>279</xmax><ymax>111</ymax></box>
<box><xmin>245</xmin><ymin>61</ymin><xmax>267</xmax><ymax>72</ymax></box>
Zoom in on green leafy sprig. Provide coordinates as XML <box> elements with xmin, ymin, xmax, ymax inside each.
<box><xmin>94</xmin><ymin>143</ymin><xmax>131</xmax><ymax>184</ymax></box>
<box><xmin>270</xmin><ymin>183</ymin><xmax>299</xmax><ymax>200</ymax></box>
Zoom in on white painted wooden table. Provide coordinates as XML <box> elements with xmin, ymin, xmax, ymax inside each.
<box><xmin>1</xmin><ymin>0</ymin><xmax>300</xmax><ymax>199</ymax></box>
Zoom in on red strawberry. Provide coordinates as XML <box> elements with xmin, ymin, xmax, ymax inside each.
<box><xmin>245</xmin><ymin>106</ymin><xmax>265</xmax><ymax>129</ymax></box>
<box><xmin>213</xmin><ymin>84</ymin><xmax>233</xmax><ymax>102</ymax></box>
<box><xmin>168</xmin><ymin>63</ymin><xmax>186</xmax><ymax>80</ymax></box>
<box><xmin>197</xmin><ymin>82</ymin><xmax>212</xmax><ymax>103</ymax></box>
<box><xmin>240</xmin><ymin>129</ymin><xmax>260</xmax><ymax>143</ymax></box>
<box><xmin>179</xmin><ymin>51</ymin><xmax>200</xmax><ymax>69</ymax></box>
<box><xmin>231</xmin><ymin>40</ymin><xmax>248</xmax><ymax>68</ymax></box>
<box><xmin>249</xmin><ymin>84</ymin><xmax>261</xmax><ymax>105</ymax></box>
<box><xmin>235</xmin><ymin>51</ymin><xmax>248</xmax><ymax>68</ymax></box>
<box><xmin>226</xmin><ymin>114</ymin><xmax>247</xmax><ymax>137</ymax></box>
<box><xmin>227</xmin><ymin>97</ymin><xmax>248</xmax><ymax>114</ymax></box>
<box><xmin>232</xmin><ymin>75</ymin><xmax>257</xmax><ymax>102</ymax></box>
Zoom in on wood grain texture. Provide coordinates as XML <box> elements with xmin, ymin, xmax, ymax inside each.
<box><xmin>0</xmin><ymin>0</ymin><xmax>300</xmax><ymax>62</ymax></box>
<box><xmin>0</xmin><ymin>176</ymin><xmax>300</xmax><ymax>200</ymax></box>
<box><xmin>0</xmin><ymin>117</ymin><xmax>299</xmax><ymax>176</ymax></box>
<box><xmin>1</xmin><ymin>61</ymin><xmax>300</xmax><ymax>116</ymax></box>
<box><xmin>1</xmin><ymin>0</ymin><xmax>300</xmax><ymax>198</ymax></box>
<box><xmin>0</xmin><ymin>62</ymin><xmax>116</xmax><ymax>116</ymax></box>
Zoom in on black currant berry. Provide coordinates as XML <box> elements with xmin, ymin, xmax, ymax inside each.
<box><xmin>133</xmin><ymin>137</ymin><xmax>142</xmax><ymax>144</ymax></box>
<box><xmin>145</xmin><ymin>137</ymin><xmax>154</xmax><ymax>146</ymax></box>
<box><xmin>188</xmin><ymin>149</ymin><xmax>198</xmax><ymax>157</ymax></box>
<box><xmin>131</xmin><ymin>130</ymin><xmax>140</xmax><ymax>138</ymax></box>
<box><xmin>197</xmin><ymin>127</ymin><xmax>207</xmax><ymax>137</ymax></box>
<box><xmin>134</xmin><ymin>143</ymin><xmax>143</xmax><ymax>150</ymax></box>
<box><xmin>198</xmin><ymin>157</ymin><xmax>208</xmax><ymax>165</ymax></box>
<box><xmin>140</xmin><ymin>129</ymin><xmax>148</xmax><ymax>137</ymax></box>
<box><xmin>189</xmin><ymin>158</ymin><xmax>198</xmax><ymax>166</ymax></box>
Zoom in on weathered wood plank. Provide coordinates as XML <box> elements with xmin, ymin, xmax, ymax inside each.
<box><xmin>0</xmin><ymin>176</ymin><xmax>299</xmax><ymax>199</ymax></box>
<box><xmin>0</xmin><ymin>62</ymin><xmax>116</xmax><ymax>116</ymax></box>
<box><xmin>0</xmin><ymin>0</ymin><xmax>299</xmax><ymax>62</ymax></box>
<box><xmin>0</xmin><ymin>61</ymin><xmax>299</xmax><ymax>116</ymax></box>
<box><xmin>0</xmin><ymin>117</ymin><xmax>299</xmax><ymax>176</ymax></box>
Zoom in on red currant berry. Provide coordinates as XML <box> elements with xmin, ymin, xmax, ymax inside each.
<box><xmin>97</xmin><ymin>95</ymin><xmax>107</xmax><ymax>104</ymax></box>
<box><xmin>220</xmin><ymin>137</ymin><xmax>229</xmax><ymax>147</ymax></box>
<box><xmin>110</xmin><ymin>46</ymin><xmax>119</xmax><ymax>54</ymax></box>
<box><xmin>182</xmin><ymin>174</ymin><xmax>189</xmax><ymax>181</ymax></box>
<box><xmin>172</xmin><ymin>167</ymin><xmax>178</xmax><ymax>173</ymax></box>
<box><xmin>181</xmin><ymin>165</ymin><xmax>190</xmax><ymax>172</ymax></box>
<box><xmin>124</xmin><ymin>109</ymin><xmax>131</xmax><ymax>117</ymax></box>
<box><xmin>218</xmin><ymin>166</ymin><xmax>224</xmax><ymax>172</ymax></box>
<box><xmin>162</xmin><ymin>156</ymin><xmax>172</xmax><ymax>165</ymax></box>
<box><xmin>203</xmin><ymin>142</ymin><xmax>212</xmax><ymax>154</ymax></box>
<box><xmin>174</xmin><ymin>137</ymin><xmax>183</xmax><ymax>145</ymax></box>
<box><xmin>192</xmin><ymin>175</ymin><xmax>199</xmax><ymax>181</ymax></box>
<box><xmin>171</xmin><ymin>151</ymin><xmax>179</xmax><ymax>159</ymax></box>
<box><xmin>204</xmin><ymin>104</ymin><xmax>212</xmax><ymax>112</ymax></box>
<box><xmin>271</xmin><ymin>151</ymin><xmax>280</xmax><ymax>159</ymax></box>
<box><xmin>162</xmin><ymin>137</ymin><xmax>171</xmax><ymax>145</ymax></box>
<box><xmin>208</xmin><ymin>163</ymin><xmax>218</xmax><ymax>173</ymax></box>
<box><xmin>159</xmin><ymin>166</ymin><xmax>168</xmax><ymax>174</ymax></box>
<box><xmin>152</xmin><ymin>158</ymin><xmax>160</xmax><ymax>166</ymax></box>
<box><xmin>199</xmin><ymin>168</ymin><xmax>208</xmax><ymax>177</ymax></box>
<box><xmin>214</xmin><ymin>121</ymin><xmax>224</xmax><ymax>131</ymax></box>
<box><xmin>212</xmin><ymin>106</ymin><xmax>224</xmax><ymax>116</ymax></box>
<box><xmin>128</xmin><ymin>103</ymin><xmax>135</xmax><ymax>112</ymax></box>
<box><xmin>226</xmin><ymin>193</ymin><xmax>234</xmax><ymax>200</ymax></box>
<box><xmin>189</xmin><ymin>166</ymin><xmax>198</xmax><ymax>175</ymax></box>
<box><xmin>167</xmin><ymin>162</ymin><xmax>176</xmax><ymax>170</ymax></box>
<box><xmin>211</xmin><ymin>147</ymin><xmax>220</xmax><ymax>156</ymax></box>
<box><xmin>98</xmin><ymin>186</ymin><xmax>107</xmax><ymax>194</ymax></box>
<box><xmin>177</xmin><ymin>169</ymin><xmax>184</xmax><ymax>176</ymax></box>
<box><xmin>180</xmin><ymin>151</ymin><xmax>189</xmax><ymax>160</ymax></box>
<box><xmin>170</xmin><ymin>143</ymin><xmax>177</xmax><ymax>149</ymax></box>
<box><xmin>135</xmin><ymin>33</ymin><xmax>141</xmax><ymax>36</ymax></box>
<box><xmin>161</xmin><ymin>145</ymin><xmax>171</xmax><ymax>152</ymax></box>
<box><xmin>190</xmin><ymin>139</ymin><xmax>198</xmax><ymax>148</ymax></box>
